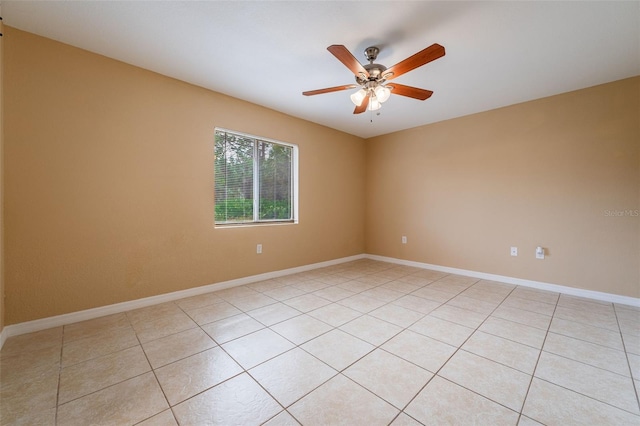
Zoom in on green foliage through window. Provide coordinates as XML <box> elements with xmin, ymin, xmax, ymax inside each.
<box><xmin>214</xmin><ymin>130</ymin><xmax>294</xmax><ymax>224</ymax></box>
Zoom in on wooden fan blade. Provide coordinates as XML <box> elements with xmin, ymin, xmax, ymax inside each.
<box><xmin>353</xmin><ymin>94</ymin><xmax>370</xmax><ymax>114</ymax></box>
<box><xmin>388</xmin><ymin>83</ymin><xmax>434</xmax><ymax>100</ymax></box>
<box><xmin>328</xmin><ymin>45</ymin><xmax>370</xmax><ymax>79</ymax></box>
<box><xmin>383</xmin><ymin>43</ymin><xmax>445</xmax><ymax>81</ymax></box>
<box><xmin>303</xmin><ymin>84</ymin><xmax>358</xmax><ymax>96</ymax></box>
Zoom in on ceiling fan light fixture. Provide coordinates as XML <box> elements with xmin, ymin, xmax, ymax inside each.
<box><xmin>374</xmin><ymin>85</ymin><xmax>391</xmax><ymax>103</ymax></box>
<box><xmin>369</xmin><ymin>97</ymin><xmax>382</xmax><ymax>111</ymax></box>
<box><xmin>350</xmin><ymin>88</ymin><xmax>367</xmax><ymax>106</ymax></box>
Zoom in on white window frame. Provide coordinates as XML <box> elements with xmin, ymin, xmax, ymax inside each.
<box><xmin>214</xmin><ymin>128</ymin><xmax>298</xmax><ymax>227</ymax></box>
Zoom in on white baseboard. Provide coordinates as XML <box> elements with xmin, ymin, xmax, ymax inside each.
<box><xmin>0</xmin><ymin>326</ymin><xmax>7</xmax><ymax>350</ymax></box>
<box><xmin>2</xmin><ymin>252</ymin><xmax>637</xmax><ymax>351</ymax></box>
<box><xmin>0</xmin><ymin>254</ymin><xmax>365</xmax><ymax>349</ymax></box>
<box><xmin>366</xmin><ymin>254</ymin><xmax>640</xmax><ymax>307</ymax></box>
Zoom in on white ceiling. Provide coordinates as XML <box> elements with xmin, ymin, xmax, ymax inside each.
<box><xmin>3</xmin><ymin>1</ymin><xmax>639</xmax><ymax>138</ymax></box>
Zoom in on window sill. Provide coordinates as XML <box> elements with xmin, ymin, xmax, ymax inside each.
<box><xmin>214</xmin><ymin>220</ymin><xmax>297</xmax><ymax>229</ymax></box>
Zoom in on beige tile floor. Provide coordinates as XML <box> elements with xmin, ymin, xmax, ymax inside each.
<box><xmin>1</xmin><ymin>259</ymin><xmax>639</xmax><ymax>425</ymax></box>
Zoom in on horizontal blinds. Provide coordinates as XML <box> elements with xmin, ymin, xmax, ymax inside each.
<box><xmin>258</xmin><ymin>140</ymin><xmax>292</xmax><ymax>221</ymax></box>
<box><xmin>214</xmin><ymin>130</ymin><xmax>254</xmax><ymax>223</ymax></box>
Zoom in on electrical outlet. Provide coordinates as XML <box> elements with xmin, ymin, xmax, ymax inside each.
<box><xmin>510</xmin><ymin>247</ymin><xmax>518</xmax><ymax>257</ymax></box>
<box><xmin>401</xmin><ymin>236</ymin><xmax>407</xmax><ymax>244</ymax></box>
<box><xmin>257</xmin><ymin>244</ymin><xmax>262</xmax><ymax>254</ymax></box>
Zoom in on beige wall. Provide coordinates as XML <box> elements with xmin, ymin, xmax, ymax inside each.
<box><xmin>3</xmin><ymin>26</ymin><xmax>638</xmax><ymax>326</ymax></box>
<box><xmin>366</xmin><ymin>77</ymin><xmax>640</xmax><ymax>298</ymax></box>
<box><xmin>3</xmin><ymin>27</ymin><xmax>365</xmax><ymax>324</ymax></box>
<box><xmin>0</xmin><ymin>12</ymin><xmax>5</xmax><ymax>333</ymax></box>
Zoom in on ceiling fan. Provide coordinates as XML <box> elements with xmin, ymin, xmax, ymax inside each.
<box><xmin>303</xmin><ymin>43</ymin><xmax>446</xmax><ymax>114</ymax></box>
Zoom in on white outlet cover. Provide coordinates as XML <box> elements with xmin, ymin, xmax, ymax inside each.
<box><xmin>510</xmin><ymin>247</ymin><xmax>518</xmax><ymax>256</ymax></box>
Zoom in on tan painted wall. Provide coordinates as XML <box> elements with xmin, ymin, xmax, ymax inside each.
<box><xmin>366</xmin><ymin>77</ymin><xmax>640</xmax><ymax>298</ymax></box>
<box><xmin>3</xmin><ymin>26</ymin><xmax>638</xmax><ymax>325</ymax></box>
<box><xmin>0</xmin><ymin>12</ymin><xmax>5</xmax><ymax>333</ymax></box>
<box><xmin>3</xmin><ymin>27</ymin><xmax>365</xmax><ymax>324</ymax></box>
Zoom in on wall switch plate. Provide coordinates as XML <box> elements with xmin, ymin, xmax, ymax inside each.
<box><xmin>510</xmin><ymin>247</ymin><xmax>518</xmax><ymax>256</ymax></box>
<box><xmin>536</xmin><ymin>246</ymin><xmax>544</xmax><ymax>259</ymax></box>
<box><xmin>401</xmin><ymin>236</ymin><xmax>407</xmax><ymax>244</ymax></box>
<box><xmin>257</xmin><ymin>244</ymin><xmax>262</xmax><ymax>254</ymax></box>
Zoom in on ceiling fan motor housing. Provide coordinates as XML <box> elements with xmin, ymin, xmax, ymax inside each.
<box><xmin>356</xmin><ymin>46</ymin><xmax>388</xmax><ymax>85</ymax></box>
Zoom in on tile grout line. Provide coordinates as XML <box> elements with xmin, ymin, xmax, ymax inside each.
<box><xmin>300</xmin><ymin>273</ymin><xmax>456</xmax><ymax>425</ymax></box>
<box><xmin>210</xmin><ymin>268</ymin><xmax>385</xmax><ymax>424</ymax></box>
<box><xmin>516</xmin><ymin>291</ymin><xmax>560</xmax><ymax>425</ymax></box>
<box><xmin>386</xmin><ymin>276</ymin><xmax>520</xmax><ymax>422</ymax></box>
<box><xmin>546</xmin><ymin>327</ymin><xmax>630</xmax><ymax>353</ymax></box>
<box><xmin>54</xmin><ymin>329</ymin><xmax>65</xmax><ymax>426</ymax></box>
<box><xmin>442</xmin><ymin>281</ymin><xmax>549</xmax><ymax>420</ymax></box>
<box><xmin>133</xmin><ymin>329</ymin><xmax>178</xmax><ymax>425</ymax></box>
<box><xmin>56</xmin><ymin>312</ymin><xmax>169</xmax><ymax>422</ymax></box>
<box><xmin>161</xmin><ymin>298</ymin><xmax>259</xmax><ymax>420</ymax></box>
<box><xmin>191</xmin><ymin>271</ymin><xmax>388</xmax><ymax>424</ymax></box>
<box><xmin>55</xmin><ymin>337</ymin><xmax>163</xmax><ymax>416</ymax></box>
<box><xmin>384</xmin><ymin>277</ymin><xmax>494</xmax><ymax>425</ymax></box>
<box><xmin>284</xmin><ymin>305</ymin><xmax>398</xmax><ymax>414</ymax></box>
<box><xmin>612</xmin><ymin>303</ymin><xmax>640</xmax><ymax>412</ymax></box>
<box><xmin>177</xmin><ymin>296</ymin><xmax>257</xmax><ymax>415</ymax></box>
<box><xmin>540</xmin><ymin>341</ymin><xmax>635</xmax><ymax>378</ymax></box>
<box><xmin>133</xmin><ymin>303</ymin><xmax>201</xmax><ymax>424</ymax></box>
<box><xmin>531</xmin><ymin>376</ymin><xmax>640</xmax><ymax>418</ymax></box>
<box><xmin>251</xmin><ymin>268</ymin><xmax>464</xmax><ymax>424</ymax></box>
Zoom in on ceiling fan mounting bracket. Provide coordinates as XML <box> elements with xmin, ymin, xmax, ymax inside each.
<box><xmin>364</xmin><ymin>46</ymin><xmax>379</xmax><ymax>63</ymax></box>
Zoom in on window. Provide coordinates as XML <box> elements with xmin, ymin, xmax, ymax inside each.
<box><xmin>214</xmin><ymin>129</ymin><xmax>298</xmax><ymax>225</ymax></box>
